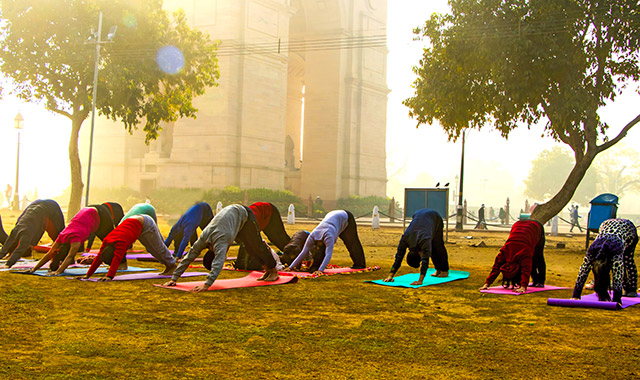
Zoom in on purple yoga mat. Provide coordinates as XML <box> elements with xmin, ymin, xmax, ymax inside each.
<box><xmin>77</xmin><ymin>271</ymin><xmax>209</xmax><ymax>282</ymax></box>
<box><xmin>547</xmin><ymin>292</ymin><xmax>640</xmax><ymax>310</ymax></box>
<box><xmin>481</xmin><ymin>285</ymin><xmax>568</xmax><ymax>295</ymax></box>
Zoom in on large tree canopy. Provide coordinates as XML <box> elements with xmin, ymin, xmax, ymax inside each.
<box><xmin>0</xmin><ymin>0</ymin><xmax>220</xmax><ymax>216</ymax></box>
<box><xmin>404</xmin><ymin>0</ymin><xmax>640</xmax><ymax>223</ymax></box>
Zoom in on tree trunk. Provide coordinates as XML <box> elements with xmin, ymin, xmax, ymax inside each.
<box><xmin>67</xmin><ymin>117</ymin><xmax>84</xmax><ymax>218</ymax></box>
<box><xmin>530</xmin><ymin>151</ymin><xmax>597</xmax><ymax>224</ymax></box>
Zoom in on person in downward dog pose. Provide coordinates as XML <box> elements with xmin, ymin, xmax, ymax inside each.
<box><xmin>28</xmin><ymin>206</ymin><xmax>106</xmax><ymax>275</ymax></box>
<box><xmin>571</xmin><ymin>218</ymin><xmax>638</xmax><ymax>304</ymax></box>
<box><xmin>0</xmin><ymin>199</ymin><xmax>65</xmax><ymax>268</ymax></box>
<box><xmin>280</xmin><ymin>230</ymin><xmax>310</xmax><ymax>266</ymax></box>
<box><xmin>383</xmin><ymin>208</ymin><xmax>449</xmax><ymax>286</ymax></box>
<box><xmin>82</xmin><ymin>214</ymin><xmax>176</xmax><ymax>280</ymax></box>
<box><xmin>479</xmin><ymin>219</ymin><xmax>546</xmax><ymax>293</ymax></box>
<box><xmin>234</xmin><ymin>202</ymin><xmax>292</xmax><ymax>270</ymax></box>
<box><xmin>163</xmin><ymin>204</ymin><xmax>279</xmax><ymax>292</ymax></box>
<box><xmin>164</xmin><ymin>202</ymin><xmax>214</xmax><ymax>259</ymax></box>
<box><xmin>286</xmin><ymin>210</ymin><xmax>366</xmax><ymax>275</ymax></box>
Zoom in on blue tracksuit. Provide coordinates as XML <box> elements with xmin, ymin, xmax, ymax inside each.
<box><xmin>164</xmin><ymin>202</ymin><xmax>213</xmax><ymax>258</ymax></box>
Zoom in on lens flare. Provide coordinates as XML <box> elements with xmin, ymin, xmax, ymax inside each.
<box><xmin>122</xmin><ymin>12</ymin><xmax>137</xmax><ymax>28</ymax></box>
<box><xmin>156</xmin><ymin>46</ymin><xmax>185</xmax><ymax>75</ymax></box>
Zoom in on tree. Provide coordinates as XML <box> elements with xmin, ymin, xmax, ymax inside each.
<box><xmin>524</xmin><ymin>147</ymin><xmax>598</xmax><ymax>205</ymax></box>
<box><xmin>0</xmin><ymin>0</ymin><xmax>220</xmax><ymax>216</ymax></box>
<box><xmin>404</xmin><ymin>0</ymin><xmax>640</xmax><ymax>223</ymax></box>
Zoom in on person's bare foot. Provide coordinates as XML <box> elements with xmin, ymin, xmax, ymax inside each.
<box><xmin>258</xmin><ymin>268</ymin><xmax>279</xmax><ymax>282</ymax></box>
<box><xmin>431</xmin><ymin>270</ymin><xmax>449</xmax><ymax>278</ymax></box>
<box><xmin>161</xmin><ymin>263</ymin><xmax>177</xmax><ymax>276</ymax></box>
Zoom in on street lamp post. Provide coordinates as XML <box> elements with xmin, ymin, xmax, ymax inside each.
<box><xmin>85</xmin><ymin>12</ymin><xmax>116</xmax><ymax>207</ymax></box>
<box><xmin>12</xmin><ymin>112</ymin><xmax>24</xmax><ymax>211</ymax></box>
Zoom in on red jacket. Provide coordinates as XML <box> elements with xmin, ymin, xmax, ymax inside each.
<box><xmin>485</xmin><ymin>220</ymin><xmax>543</xmax><ymax>288</ymax></box>
<box><xmin>86</xmin><ymin>217</ymin><xmax>143</xmax><ymax>278</ymax></box>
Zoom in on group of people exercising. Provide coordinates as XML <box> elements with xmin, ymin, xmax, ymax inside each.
<box><xmin>0</xmin><ymin>199</ymin><xmax>637</xmax><ymax>303</ymax></box>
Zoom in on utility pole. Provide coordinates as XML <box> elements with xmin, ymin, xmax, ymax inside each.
<box><xmin>455</xmin><ymin>130</ymin><xmax>466</xmax><ymax>231</ymax></box>
<box><xmin>85</xmin><ymin>12</ymin><xmax>116</xmax><ymax>207</ymax></box>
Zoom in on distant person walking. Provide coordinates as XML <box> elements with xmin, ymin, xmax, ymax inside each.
<box><xmin>569</xmin><ymin>205</ymin><xmax>582</xmax><ymax>233</ymax></box>
<box><xmin>498</xmin><ymin>207</ymin><xmax>506</xmax><ymax>225</ymax></box>
<box><xmin>474</xmin><ymin>204</ymin><xmax>487</xmax><ymax>230</ymax></box>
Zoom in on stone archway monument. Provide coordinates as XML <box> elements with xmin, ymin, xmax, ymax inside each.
<box><xmin>88</xmin><ymin>0</ymin><xmax>388</xmax><ymax>208</ymax></box>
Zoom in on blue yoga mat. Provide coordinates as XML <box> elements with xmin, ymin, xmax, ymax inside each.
<box><xmin>16</xmin><ymin>266</ymin><xmax>156</xmax><ymax>277</ymax></box>
<box><xmin>366</xmin><ymin>269</ymin><xmax>470</xmax><ymax>288</ymax></box>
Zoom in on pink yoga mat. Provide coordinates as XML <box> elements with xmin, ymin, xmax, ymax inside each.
<box><xmin>224</xmin><ymin>265</ymin><xmax>381</xmax><ymax>278</ymax></box>
<box><xmin>281</xmin><ymin>265</ymin><xmax>381</xmax><ymax>278</ymax></box>
<box><xmin>481</xmin><ymin>285</ymin><xmax>569</xmax><ymax>295</ymax></box>
<box><xmin>154</xmin><ymin>271</ymin><xmax>298</xmax><ymax>291</ymax></box>
<box><xmin>548</xmin><ymin>293</ymin><xmax>640</xmax><ymax>310</ymax></box>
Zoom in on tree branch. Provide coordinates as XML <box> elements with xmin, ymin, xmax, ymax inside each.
<box><xmin>598</xmin><ymin>113</ymin><xmax>640</xmax><ymax>152</ymax></box>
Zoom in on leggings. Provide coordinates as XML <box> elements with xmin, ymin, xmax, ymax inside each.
<box><xmin>338</xmin><ymin>211</ymin><xmax>366</xmax><ymax>269</ymax></box>
<box><xmin>0</xmin><ymin>223</ymin><xmax>41</xmax><ymax>267</ymax></box>
<box><xmin>428</xmin><ymin>216</ymin><xmax>449</xmax><ymax>272</ymax></box>
<box><xmin>530</xmin><ymin>222</ymin><xmax>546</xmax><ymax>285</ymax></box>
<box><xmin>261</xmin><ymin>204</ymin><xmax>291</xmax><ymax>251</ymax></box>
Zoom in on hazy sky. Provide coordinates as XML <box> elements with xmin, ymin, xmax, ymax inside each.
<box><xmin>0</xmin><ymin>1</ymin><xmax>638</xmax><ymax>213</ymax></box>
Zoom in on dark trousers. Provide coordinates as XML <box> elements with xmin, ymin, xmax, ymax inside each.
<box><xmin>262</xmin><ymin>204</ymin><xmax>291</xmax><ymax>251</ymax></box>
<box><xmin>0</xmin><ymin>224</ymin><xmax>41</xmax><ymax>267</ymax></box>
<box><xmin>235</xmin><ymin>208</ymin><xmax>276</xmax><ymax>270</ymax></box>
<box><xmin>0</xmin><ymin>214</ymin><xmax>7</xmax><ymax>245</ymax></box>
<box><xmin>338</xmin><ymin>211</ymin><xmax>366</xmax><ymax>269</ymax></box>
<box><xmin>530</xmin><ymin>223</ymin><xmax>546</xmax><ymax>285</ymax></box>
<box><xmin>429</xmin><ymin>217</ymin><xmax>449</xmax><ymax>272</ymax></box>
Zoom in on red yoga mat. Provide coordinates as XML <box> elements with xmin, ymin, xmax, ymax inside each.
<box><xmin>153</xmin><ymin>271</ymin><xmax>298</xmax><ymax>291</ymax></box>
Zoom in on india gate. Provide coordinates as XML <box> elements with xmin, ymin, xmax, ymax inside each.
<box><xmin>89</xmin><ymin>0</ymin><xmax>389</xmax><ymax>208</ymax></box>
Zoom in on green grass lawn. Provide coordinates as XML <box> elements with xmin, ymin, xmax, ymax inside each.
<box><xmin>1</xmin><ymin>216</ymin><xmax>639</xmax><ymax>379</ymax></box>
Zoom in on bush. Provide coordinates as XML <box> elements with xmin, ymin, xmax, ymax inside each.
<box><xmin>337</xmin><ymin>195</ymin><xmax>395</xmax><ymax>218</ymax></box>
<box><xmin>202</xmin><ymin>186</ymin><xmax>306</xmax><ymax>216</ymax></box>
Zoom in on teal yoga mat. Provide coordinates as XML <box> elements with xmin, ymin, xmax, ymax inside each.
<box><xmin>16</xmin><ymin>266</ymin><xmax>156</xmax><ymax>277</ymax></box>
<box><xmin>366</xmin><ymin>269</ymin><xmax>470</xmax><ymax>288</ymax></box>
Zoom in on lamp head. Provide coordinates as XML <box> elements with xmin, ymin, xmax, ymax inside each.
<box><xmin>14</xmin><ymin>113</ymin><xmax>23</xmax><ymax>130</ymax></box>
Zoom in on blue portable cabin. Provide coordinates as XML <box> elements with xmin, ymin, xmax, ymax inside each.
<box><xmin>585</xmin><ymin>193</ymin><xmax>619</xmax><ymax>249</ymax></box>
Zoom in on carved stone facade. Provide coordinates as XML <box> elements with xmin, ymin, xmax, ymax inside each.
<box><xmin>88</xmin><ymin>0</ymin><xmax>388</xmax><ymax>207</ymax></box>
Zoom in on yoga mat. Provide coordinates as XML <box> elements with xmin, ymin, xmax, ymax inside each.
<box><xmin>548</xmin><ymin>292</ymin><xmax>640</xmax><ymax>310</ymax></box>
<box><xmin>1</xmin><ymin>262</ymin><xmax>88</xmax><ymax>271</ymax></box>
<box><xmin>16</xmin><ymin>266</ymin><xmax>155</xmax><ymax>277</ymax></box>
<box><xmin>77</xmin><ymin>271</ymin><xmax>209</xmax><ymax>282</ymax></box>
<box><xmin>154</xmin><ymin>271</ymin><xmax>298</xmax><ymax>291</ymax></box>
<box><xmin>366</xmin><ymin>269</ymin><xmax>470</xmax><ymax>288</ymax></box>
<box><xmin>481</xmin><ymin>285</ymin><xmax>569</xmax><ymax>295</ymax></box>
<box><xmin>281</xmin><ymin>265</ymin><xmax>381</xmax><ymax>278</ymax></box>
